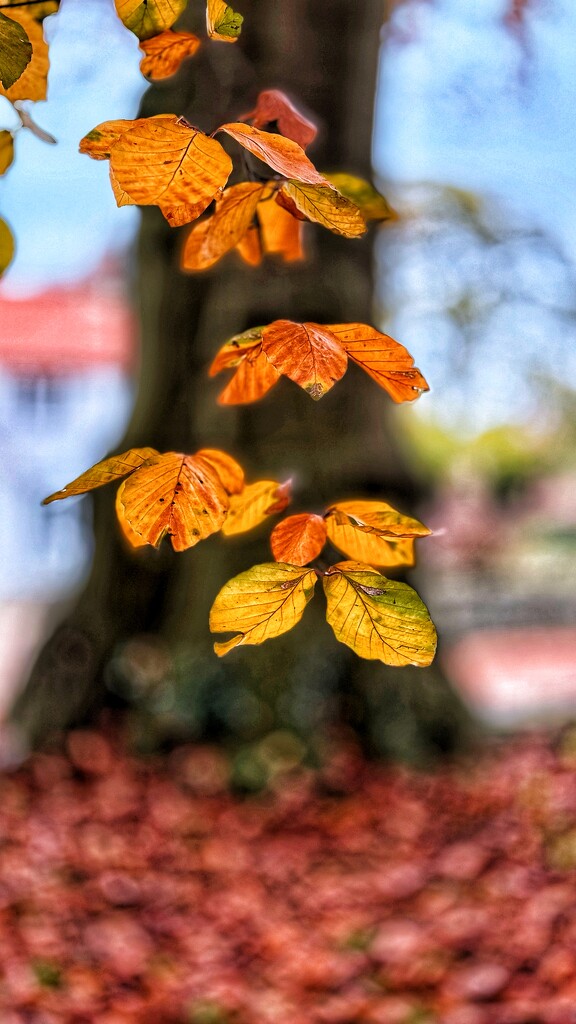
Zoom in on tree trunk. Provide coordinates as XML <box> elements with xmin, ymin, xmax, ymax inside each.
<box><xmin>12</xmin><ymin>0</ymin><xmax>475</xmax><ymax>762</ymax></box>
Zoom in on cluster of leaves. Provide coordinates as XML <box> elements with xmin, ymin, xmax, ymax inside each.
<box><xmin>2</xmin><ymin>727</ymin><xmax>576</xmax><ymax>1022</ymax></box>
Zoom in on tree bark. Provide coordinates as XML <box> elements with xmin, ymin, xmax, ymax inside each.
<box><xmin>12</xmin><ymin>0</ymin><xmax>475</xmax><ymax>761</ymax></box>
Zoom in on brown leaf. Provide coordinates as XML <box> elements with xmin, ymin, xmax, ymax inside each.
<box><xmin>221</xmin><ymin>479</ymin><xmax>291</xmax><ymax>536</ymax></box>
<box><xmin>325</xmin><ymin>322</ymin><xmax>429</xmax><ymax>402</ymax></box>
<box><xmin>181</xmin><ymin>182</ymin><xmax>265</xmax><ymax>271</ymax></box>
<box><xmin>242</xmin><ymin>89</ymin><xmax>317</xmax><ymax>150</ymax></box>
<box><xmin>270</xmin><ymin>513</ymin><xmax>327</xmax><ymax>566</ymax></box>
<box><xmin>0</xmin><ymin>11</ymin><xmax>48</xmax><ymax>102</ymax></box>
<box><xmin>217</xmin><ymin>123</ymin><xmax>326</xmax><ymax>184</ymax></box>
<box><xmin>139</xmin><ymin>30</ymin><xmax>200</xmax><ymax>80</ymax></box>
<box><xmin>261</xmin><ymin>320</ymin><xmax>347</xmax><ymax>400</ymax></box>
<box><xmin>277</xmin><ymin>180</ymin><xmax>366</xmax><ymax>238</ymax></box>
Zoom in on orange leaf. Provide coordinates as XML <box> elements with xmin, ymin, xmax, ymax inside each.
<box><xmin>277</xmin><ymin>180</ymin><xmax>366</xmax><ymax>238</ymax></box>
<box><xmin>139</xmin><ymin>30</ymin><xmax>200</xmax><ymax>81</ymax></box>
<box><xmin>209</xmin><ymin>327</ymin><xmax>281</xmax><ymax>405</ymax></box>
<box><xmin>115</xmin><ymin>480</ymin><xmax>148</xmax><ymax>549</ymax></box>
<box><xmin>257</xmin><ymin>195</ymin><xmax>304</xmax><ymax>262</ymax></box>
<box><xmin>181</xmin><ymin>182</ymin><xmax>265</xmax><ymax>271</ymax></box>
<box><xmin>206</xmin><ymin>0</ymin><xmax>243</xmax><ymax>42</ymax></box>
<box><xmin>109</xmin><ymin>115</ymin><xmax>232</xmax><ymax>223</ymax></box>
<box><xmin>0</xmin><ymin>11</ymin><xmax>48</xmax><ymax>102</ymax></box>
<box><xmin>209</xmin><ymin>327</ymin><xmax>264</xmax><ymax>375</ymax></box>
<box><xmin>216</xmin><ymin>123</ymin><xmax>326</xmax><ymax>184</ymax></box>
<box><xmin>261</xmin><ymin>320</ymin><xmax>347</xmax><ymax>400</ymax></box>
<box><xmin>326</xmin><ymin>500</ymin><xmax>431</xmax><ymax>539</ymax></box>
<box><xmin>324</xmin><ymin>322</ymin><xmax>429</xmax><ymax>403</ymax></box>
<box><xmin>221</xmin><ymin>479</ymin><xmax>291</xmax><ymax>536</ymax></box>
<box><xmin>80</xmin><ymin>119</ymin><xmax>136</xmax><ymax>160</ymax></box>
<box><xmin>270</xmin><ymin>513</ymin><xmax>327</xmax><ymax>566</ymax></box>
<box><xmin>242</xmin><ymin>89</ymin><xmax>317</xmax><ymax>150</ymax></box>
<box><xmin>235</xmin><ymin>224</ymin><xmax>262</xmax><ymax>266</ymax></box>
<box><xmin>116</xmin><ymin>451</ymin><xmax>231</xmax><ymax>551</ymax></box>
<box><xmin>195</xmin><ymin>447</ymin><xmax>244</xmax><ymax>494</ymax></box>
<box><xmin>42</xmin><ymin>447</ymin><xmax>159</xmax><ymax>504</ymax></box>
<box><xmin>325</xmin><ymin>500</ymin><xmax>431</xmax><ymax>569</ymax></box>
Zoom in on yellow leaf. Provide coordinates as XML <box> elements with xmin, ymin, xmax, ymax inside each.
<box><xmin>116</xmin><ymin>451</ymin><xmax>231</xmax><ymax>551</ymax></box>
<box><xmin>270</xmin><ymin>513</ymin><xmax>327</xmax><ymax>566</ymax></box>
<box><xmin>0</xmin><ymin>11</ymin><xmax>48</xmax><ymax>102</ymax></box>
<box><xmin>114</xmin><ymin>0</ymin><xmax>188</xmax><ymax>40</ymax></box>
<box><xmin>0</xmin><ymin>130</ymin><xmax>14</xmax><ymax>175</ymax></box>
<box><xmin>109</xmin><ymin>115</ymin><xmax>232</xmax><ymax>222</ymax></box>
<box><xmin>206</xmin><ymin>0</ymin><xmax>243</xmax><ymax>42</ymax></box>
<box><xmin>0</xmin><ymin>216</ymin><xmax>15</xmax><ymax>277</ymax></box>
<box><xmin>261</xmin><ymin>319</ymin><xmax>347</xmax><ymax>400</ymax></box>
<box><xmin>325</xmin><ymin>500</ymin><xmax>431</xmax><ymax>569</ymax></box>
<box><xmin>325</xmin><ymin>322</ymin><xmax>429</xmax><ymax>403</ymax></box>
<box><xmin>115</xmin><ymin>481</ymin><xmax>148</xmax><ymax>549</ymax></box>
<box><xmin>0</xmin><ymin>11</ymin><xmax>32</xmax><ymax>90</ymax></box>
<box><xmin>277</xmin><ymin>180</ymin><xmax>366</xmax><ymax>238</ymax></box>
<box><xmin>42</xmin><ymin>447</ymin><xmax>159</xmax><ymax>504</ymax></box>
<box><xmin>217</xmin><ymin>123</ymin><xmax>326</xmax><ymax>184</ymax></box>
<box><xmin>195</xmin><ymin>447</ymin><xmax>244</xmax><ymax>494</ymax></box>
<box><xmin>0</xmin><ymin>2</ymin><xmax>59</xmax><ymax>19</ymax></box>
<box><xmin>325</xmin><ymin>173</ymin><xmax>396</xmax><ymax>222</ymax></box>
<box><xmin>139</xmin><ymin>29</ymin><xmax>200</xmax><ymax>80</ymax></box>
<box><xmin>80</xmin><ymin>119</ymin><xmax>139</xmax><ymax>160</ymax></box>
<box><xmin>210</xmin><ymin>562</ymin><xmax>317</xmax><ymax>655</ymax></box>
<box><xmin>221</xmin><ymin>479</ymin><xmax>291</xmax><ymax>536</ymax></box>
<box><xmin>323</xmin><ymin>561</ymin><xmax>437</xmax><ymax>667</ymax></box>
<box><xmin>181</xmin><ymin>182</ymin><xmax>265</xmax><ymax>271</ymax></box>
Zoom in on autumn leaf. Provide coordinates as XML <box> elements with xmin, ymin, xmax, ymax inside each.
<box><xmin>261</xmin><ymin>320</ymin><xmax>348</xmax><ymax>400</ymax></box>
<box><xmin>325</xmin><ymin>173</ymin><xmax>396</xmax><ymax>222</ymax></box>
<box><xmin>0</xmin><ymin>131</ymin><xmax>15</xmax><ymax>175</ymax></box>
<box><xmin>324</xmin><ymin>322</ymin><xmax>429</xmax><ymax>402</ymax></box>
<box><xmin>323</xmin><ymin>561</ymin><xmax>437</xmax><ymax>667</ymax></box>
<box><xmin>209</xmin><ymin>326</ymin><xmax>264</xmax><ymax>375</ymax></box>
<box><xmin>114</xmin><ymin>0</ymin><xmax>188</xmax><ymax>40</ymax></box>
<box><xmin>277</xmin><ymin>181</ymin><xmax>366</xmax><ymax>238</ymax></box>
<box><xmin>0</xmin><ymin>11</ymin><xmax>48</xmax><ymax>101</ymax></box>
<box><xmin>325</xmin><ymin>500</ymin><xmax>431</xmax><ymax>569</ymax></box>
<box><xmin>235</xmin><ymin>225</ymin><xmax>262</xmax><ymax>266</ymax></box>
<box><xmin>0</xmin><ymin>1</ymin><xmax>59</xmax><ymax>19</ymax></box>
<box><xmin>216</xmin><ymin>123</ymin><xmax>326</xmax><ymax>184</ymax></box>
<box><xmin>210</xmin><ymin>563</ymin><xmax>317</xmax><ymax>656</ymax></box>
<box><xmin>221</xmin><ymin>479</ymin><xmax>291</xmax><ymax>536</ymax></box>
<box><xmin>181</xmin><ymin>182</ymin><xmax>265</xmax><ymax>271</ymax></box>
<box><xmin>206</xmin><ymin>0</ymin><xmax>243</xmax><ymax>42</ymax></box>
<box><xmin>109</xmin><ymin>115</ymin><xmax>232</xmax><ymax>224</ymax></box>
<box><xmin>257</xmin><ymin>194</ymin><xmax>304</xmax><ymax>262</ymax></box>
<box><xmin>139</xmin><ymin>30</ymin><xmax>200</xmax><ymax>80</ymax></box>
<box><xmin>195</xmin><ymin>447</ymin><xmax>244</xmax><ymax>495</ymax></box>
<box><xmin>115</xmin><ymin>481</ymin><xmax>148</xmax><ymax>549</ymax></box>
<box><xmin>79</xmin><ymin>119</ymin><xmax>136</xmax><ymax>160</ymax></box>
<box><xmin>242</xmin><ymin>89</ymin><xmax>317</xmax><ymax>150</ymax></box>
<box><xmin>0</xmin><ymin>216</ymin><xmax>15</xmax><ymax>277</ymax></box>
<box><xmin>42</xmin><ymin>448</ymin><xmax>159</xmax><ymax>504</ymax></box>
<box><xmin>270</xmin><ymin>513</ymin><xmax>327</xmax><ymax>566</ymax></box>
<box><xmin>209</xmin><ymin>327</ymin><xmax>281</xmax><ymax>405</ymax></box>
<box><xmin>0</xmin><ymin>11</ymin><xmax>32</xmax><ymax>90</ymax></box>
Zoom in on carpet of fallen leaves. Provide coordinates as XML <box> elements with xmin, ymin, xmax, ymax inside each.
<box><xmin>2</xmin><ymin>727</ymin><xmax>576</xmax><ymax>1024</ymax></box>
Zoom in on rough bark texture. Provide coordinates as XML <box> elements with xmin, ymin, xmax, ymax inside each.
<box><xmin>13</xmin><ymin>0</ymin><xmax>475</xmax><ymax>760</ymax></box>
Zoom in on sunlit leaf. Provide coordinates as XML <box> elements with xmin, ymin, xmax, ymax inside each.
<box><xmin>323</xmin><ymin>561</ymin><xmax>437</xmax><ymax>666</ymax></box>
<box><xmin>242</xmin><ymin>89</ymin><xmax>317</xmax><ymax>149</ymax></box>
<box><xmin>206</xmin><ymin>0</ymin><xmax>243</xmax><ymax>42</ymax></box>
<box><xmin>209</xmin><ymin>326</ymin><xmax>264</xmax><ymax>375</ymax></box>
<box><xmin>277</xmin><ymin>180</ymin><xmax>366</xmax><ymax>238</ymax></box>
<box><xmin>209</xmin><ymin>326</ymin><xmax>281</xmax><ymax>404</ymax></box>
<box><xmin>261</xmin><ymin>320</ymin><xmax>347</xmax><ymax>400</ymax></box>
<box><xmin>0</xmin><ymin>11</ymin><xmax>32</xmax><ymax>90</ymax></box>
<box><xmin>257</xmin><ymin>194</ymin><xmax>305</xmax><ymax>262</ymax></box>
<box><xmin>0</xmin><ymin>216</ymin><xmax>15</xmax><ymax>277</ymax></box>
<box><xmin>114</xmin><ymin>0</ymin><xmax>188</xmax><ymax>40</ymax></box>
<box><xmin>42</xmin><ymin>448</ymin><xmax>159</xmax><ymax>504</ymax></box>
<box><xmin>210</xmin><ymin>562</ymin><xmax>317</xmax><ymax>655</ymax></box>
<box><xmin>79</xmin><ymin>119</ymin><xmax>137</xmax><ymax>160</ymax></box>
<box><xmin>0</xmin><ymin>2</ymin><xmax>59</xmax><ymax>20</ymax></box>
<box><xmin>325</xmin><ymin>173</ymin><xmax>396</xmax><ymax>222</ymax></box>
<box><xmin>324</xmin><ymin>322</ymin><xmax>429</xmax><ymax>402</ymax></box>
<box><xmin>270</xmin><ymin>513</ymin><xmax>327</xmax><ymax>566</ymax></box>
<box><xmin>0</xmin><ymin>131</ymin><xmax>14</xmax><ymax>175</ymax></box>
<box><xmin>181</xmin><ymin>182</ymin><xmax>265</xmax><ymax>271</ymax></box>
<box><xmin>221</xmin><ymin>479</ymin><xmax>291</xmax><ymax>536</ymax></box>
<box><xmin>115</xmin><ymin>481</ymin><xmax>148</xmax><ymax>548</ymax></box>
<box><xmin>139</xmin><ymin>30</ymin><xmax>200</xmax><ymax>80</ymax></box>
<box><xmin>195</xmin><ymin>447</ymin><xmax>244</xmax><ymax>494</ymax></box>
<box><xmin>235</xmin><ymin>224</ymin><xmax>262</xmax><ymax>266</ymax></box>
<box><xmin>325</xmin><ymin>500</ymin><xmax>431</xmax><ymax>568</ymax></box>
<box><xmin>217</xmin><ymin>123</ymin><xmax>326</xmax><ymax>184</ymax></box>
<box><xmin>109</xmin><ymin>115</ymin><xmax>232</xmax><ymax>222</ymax></box>
<box><xmin>116</xmin><ymin>451</ymin><xmax>231</xmax><ymax>551</ymax></box>
<box><xmin>0</xmin><ymin>11</ymin><xmax>48</xmax><ymax>101</ymax></box>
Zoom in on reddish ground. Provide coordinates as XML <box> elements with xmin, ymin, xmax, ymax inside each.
<box><xmin>1</xmin><ymin>728</ymin><xmax>576</xmax><ymax>1024</ymax></box>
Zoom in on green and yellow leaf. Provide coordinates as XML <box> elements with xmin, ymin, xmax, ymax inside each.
<box><xmin>323</xmin><ymin>561</ymin><xmax>437</xmax><ymax>666</ymax></box>
<box><xmin>217</xmin><ymin>123</ymin><xmax>326</xmax><ymax>184</ymax></box>
<box><xmin>0</xmin><ymin>11</ymin><xmax>32</xmax><ymax>90</ymax></box>
<box><xmin>325</xmin><ymin>173</ymin><xmax>396</xmax><ymax>222</ymax></box>
<box><xmin>0</xmin><ymin>131</ymin><xmax>15</xmax><ymax>175</ymax></box>
<box><xmin>0</xmin><ymin>216</ymin><xmax>15</xmax><ymax>277</ymax></box>
<box><xmin>221</xmin><ymin>479</ymin><xmax>291</xmax><ymax>536</ymax></box>
<box><xmin>325</xmin><ymin>499</ymin><xmax>431</xmax><ymax>568</ymax></box>
<box><xmin>181</xmin><ymin>182</ymin><xmax>265</xmax><ymax>271</ymax></box>
<box><xmin>139</xmin><ymin>29</ymin><xmax>200</xmax><ymax>80</ymax></box>
<box><xmin>206</xmin><ymin>0</ymin><xmax>243</xmax><ymax>42</ymax></box>
<box><xmin>261</xmin><ymin>319</ymin><xmax>347</xmax><ymax>400</ymax></box>
<box><xmin>42</xmin><ymin>447</ymin><xmax>159</xmax><ymax>504</ymax></box>
<box><xmin>0</xmin><ymin>11</ymin><xmax>48</xmax><ymax>101</ymax></box>
<box><xmin>277</xmin><ymin>180</ymin><xmax>366</xmax><ymax>238</ymax></box>
<box><xmin>325</xmin><ymin>322</ymin><xmax>429</xmax><ymax>402</ymax></box>
<box><xmin>79</xmin><ymin>119</ymin><xmax>137</xmax><ymax>160</ymax></box>
<box><xmin>114</xmin><ymin>0</ymin><xmax>188</xmax><ymax>40</ymax></box>
<box><xmin>270</xmin><ymin>513</ymin><xmax>327</xmax><ymax>566</ymax></box>
<box><xmin>210</xmin><ymin>562</ymin><xmax>317</xmax><ymax>655</ymax></box>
